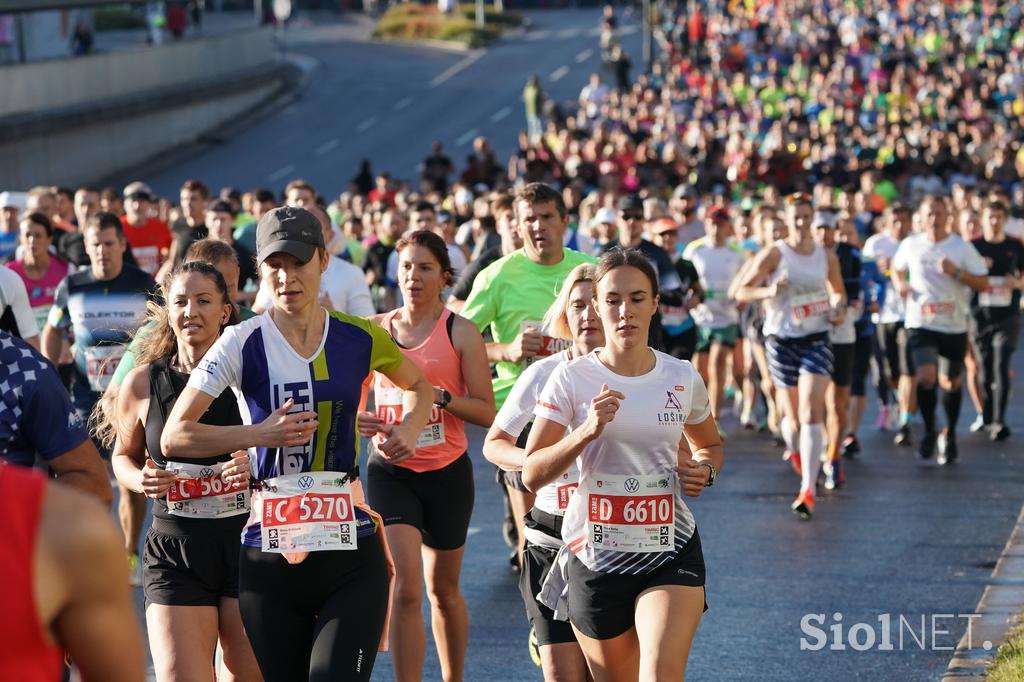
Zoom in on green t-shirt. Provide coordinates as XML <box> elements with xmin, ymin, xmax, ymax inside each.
<box><xmin>461</xmin><ymin>248</ymin><xmax>596</xmax><ymax>408</ymax></box>
<box><xmin>110</xmin><ymin>305</ymin><xmax>258</xmax><ymax>388</ymax></box>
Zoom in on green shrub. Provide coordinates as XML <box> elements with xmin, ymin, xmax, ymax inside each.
<box><xmin>373</xmin><ymin>2</ymin><xmax>519</xmax><ymax>46</ymax></box>
<box><xmin>95</xmin><ymin>5</ymin><xmax>147</xmax><ymax>31</ymax></box>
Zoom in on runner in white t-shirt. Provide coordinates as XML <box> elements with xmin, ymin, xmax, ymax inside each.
<box><xmin>733</xmin><ymin>194</ymin><xmax>846</xmax><ymax>519</ymax></box>
<box><xmin>524</xmin><ymin>248</ymin><xmax>722</xmax><ymax>682</ymax></box>
<box><xmin>892</xmin><ymin>195</ymin><xmax>988</xmax><ymax>464</ymax></box>
<box><xmin>482</xmin><ymin>263</ymin><xmax>600</xmax><ymax>680</ymax></box>
<box><xmin>862</xmin><ymin>204</ymin><xmax>916</xmax><ymax>446</ymax></box>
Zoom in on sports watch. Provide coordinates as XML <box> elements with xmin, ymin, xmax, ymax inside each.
<box><xmin>699</xmin><ymin>461</ymin><xmax>717</xmax><ymax>487</ymax></box>
<box><xmin>434</xmin><ymin>388</ymin><xmax>452</xmax><ymax>410</ymax></box>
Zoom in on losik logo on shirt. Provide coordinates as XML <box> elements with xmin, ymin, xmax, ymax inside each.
<box><xmin>659</xmin><ymin>387</ymin><xmax>686</xmax><ymax>424</ymax></box>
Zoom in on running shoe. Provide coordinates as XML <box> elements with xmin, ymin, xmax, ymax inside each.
<box><xmin>991</xmin><ymin>424</ymin><xmax>1012</xmax><ymax>442</ymax></box>
<box><xmin>937</xmin><ymin>432</ymin><xmax>958</xmax><ymax>466</ymax></box>
<box><xmin>875</xmin><ymin>405</ymin><xmax>889</xmax><ymax>430</ymax></box>
<box><xmin>528</xmin><ymin>626</ymin><xmax>541</xmax><ymax>668</ymax></box>
<box><xmin>824</xmin><ymin>459</ymin><xmax>845</xmax><ymax>490</ymax></box>
<box><xmin>128</xmin><ymin>552</ymin><xmax>142</xmax><ymax>588</ymax></box>
<box><xmin>894</xmin><ymin>423</ymin><xmax>913</xmax><ymax>447</ymax></box>
<box><xmin>841</xmin><ymin>434</ymin><xmax>860</xmax><ymax>458</ymax></box>
<box><xmin>791</xmin><ymin>490</ymin><xmax>814</xmax><ymax>520</ymax></box>
<box><xmin>969</xmin><ymin>415</ymin><xmax>988</xmax><ymax>433</ymax></box>
<box><xmin>783</xmin><ymin>450</ymin><xmax>802</xmax><ymax>476</ymax></box>
<box><xmin>917</xmin><ymin>431</ymin><xmax>937</xmax><ymax>460</ymax></box>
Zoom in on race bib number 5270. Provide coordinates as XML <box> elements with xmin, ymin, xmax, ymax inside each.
<box><xmin>260</xmin><ymin>472</ymin><xmax>357</xmax><ymax>553</ymax></box>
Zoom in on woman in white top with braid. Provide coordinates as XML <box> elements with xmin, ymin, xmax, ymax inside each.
<box><xmin>483</xmin><ymin>263</ymin><xmax>601</xmax><ymax>682</ymax></box>
<box><xmin>524</xmin><ymin>248</ymin><xmax>723</xmax><ymax>682</ymax></box>
<box><xmin>733</xmin><ymin>193</ymin><xmax>847</xmax><ymax>520</ymax></box>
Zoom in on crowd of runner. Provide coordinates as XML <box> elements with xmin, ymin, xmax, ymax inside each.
<box><xmin>1</xmin><ymin>0</ymin><xmax>1024</xmax><ymax>680</ymax></box>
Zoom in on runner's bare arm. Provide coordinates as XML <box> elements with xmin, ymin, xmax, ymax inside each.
<box><xmin>732</xmin><ymin>246</ymin><xmax>783</xmax><ymax>302</ymax></box>
<box><xmin>446</xmin><ymin>315</ymin><xmax>496</xmax><ymax>427</ymax></box>
<box><xmin>483</xmin><ymin>426</ymin><xmax>526</xmax><ymax>471</ymax></box>
<box><xmin>41</xmin><ymin>485</ymin><xmax>146</xmax><ymax>682</ymax></box>
<box><xmin>40</xmin><ymin>322</ymin><xmax>64</xmax><ymax>366</ymax></box>
<box><xmin>826</xmin><ymin>251</ymin><xmax>848</xmax><ymax>308</ymax></box>
<box><xmin>377</xmin><ymin>355</ymin><xmax>435</xmax><ymax>463</ymax></box>
<box><xmin>162</xmin><ymin>388</ymin><xmax>318</xmax><ymax>458</ymax></box>
<box><xmin>679</xmin><ymin>415</ymin><xmax>725</xmax><ymax>498</ymax></box>
<box><xmin>113</xmin><ymin>366</ymin><xmax>176</xmax><ymax>497</ymax></box>
<box><xmin>47</xmin><ymin>440</ymin><xmax>112</xmax><ymax>505</ymax></box>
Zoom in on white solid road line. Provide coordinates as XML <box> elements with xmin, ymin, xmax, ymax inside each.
<box><xmin>267</xmin><ymin>164</ymin><xmax>295</xmax><ymax>183</ymax></box>
<box><xmin>356</xmin><ymin>116</ymin><xmax>378</xmax><ymax>133</ymax></box>
<box><xmin>526</xmin><ymin>30</ymin><xmax>550</xmax><ymax>41</ymax></box>
<box><xmin>314</xmin><ymin>138</ymin><xmax>339</xmax><ymax>157</ymax></box>
<box><xmin>393</xmin><ymin>96</ymin><xmax>414</xmax><ymax>111</ymax></box>
<box><xmin>430</xmin><ymin>51</ymin><xmax>483</xmax><ymax>88</ymax></box>
<box><xmin>575</xmin><ymin>48</ymin><xmax>593</xmax><ymax>63</ymax></box>
<box><xmin>550</xmin><ymin>65</ymin><xmax>570</xmax><ymax>82</ymax></box>
<box><xmin>456</xmin><ymin>128</ymin><xmax>479</xmax><ymax>147</ymax></box>
<box><xmin>557</xmin><ymin>28</ymin><xmax>580</xmax><ymax>38</ymax></box>
<box><xmin>490</xmin><ymin>106</ymin><xmax>511</xmax><ymax>123</ymax></box>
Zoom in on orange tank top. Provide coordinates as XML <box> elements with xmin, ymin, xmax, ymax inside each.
<box><xmin>373</xmin><ymin>308</ymin><xmax>468</xmax><ymax>472</ymax></box>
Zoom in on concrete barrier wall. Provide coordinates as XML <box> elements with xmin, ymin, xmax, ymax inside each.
<box><xmin>0</xmin><ymin>26</ymin><xmax>276</xmax><ymax>118</ymax></box>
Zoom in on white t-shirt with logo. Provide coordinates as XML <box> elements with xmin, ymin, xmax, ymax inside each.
<box><xmin>689</xmin><ymin>244</ymin><xmax>745</xmax><ymax>328</ymax></box>
<box><xmin>892</xmin><ymin>233</ymin><xmax>987</xmax><ymax>334</ymax></box>
<box><xmin>862</xmin><ymin>232</ymin><xmax>905</xmax><ymax>324</ymax></box>
<box><xmin>533</xmin><ymin>349</ymin><xmax>711</xmax><ymax>575</ymax></box>
<box><xmin>495</xmin><ymin>350</ymin><xmax>578</xmax><ymax>520</ymax></box>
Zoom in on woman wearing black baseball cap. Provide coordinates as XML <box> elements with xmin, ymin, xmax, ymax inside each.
<box><xmin>163</xmin><ymin>206</ymin><xmax>435</xmax><ymax>681</ymax></box>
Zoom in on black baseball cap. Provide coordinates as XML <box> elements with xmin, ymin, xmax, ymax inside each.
<box><xmin>617</xmin><ymin>194</ymin><xmax>644</xmax><ymax>213</ymax></box>
<box><xmin>256</xmin><ymin>206</ymin><xmax>324</xmax><ymax>265</ymax></box>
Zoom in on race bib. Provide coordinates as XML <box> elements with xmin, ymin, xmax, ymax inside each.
<box><xmin>920</xmin><ymin>299</ymin><xmax>956</xmax><ymax>325</ymax></box>
<box><xmin>260</xmin><ymin>472</ymin><xmax>357</xmax><ymax>553</ymax></box>
<box><xmin>587</xmin><ymin>473</ymin><xmax>675</xmax><ymax>554</ymax></box>
<box><xmin>658</xmin><ymin>303</ymin><xmax>688</xmax><ymax>328</ymax></box>
<box><xmin>83</xmin><ymin>345</ymin><xmax>125</xmax><ymax>392</ymax></box>
<box><xmin>791</xmin><ymin>291</ymin><xmax>830</xmax><ymax>326</ymax></box>
<box><xmin>164</xmin><ymin>461</ymin><xmax>249</xmax><ymax>519</ymax></box>
<box><xmin>521</xmin><ymin>320</ymin><xmax>571</xmax><ymax>367</ymax></box>
<box><xmin>555</xmin><ymin>481</ymin><xmax>579</xmax><ymax>515</ymax></box>
<box><xmin>132</xmin><ymin>245</ymin><xmax>162</xmax><ymax>276</ymax></box>
<box><xmin>980</xmin><ymin>277</ymin><xmax>1013</xmax><ymax>308</ymax></box>
<box><xmin>375</xmin><ymin>386</ymin><xmax>446</xmax><ymax>448</ymax></box>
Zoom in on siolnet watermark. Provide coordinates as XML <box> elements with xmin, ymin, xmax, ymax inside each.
<box><xmin>799</xmin><ymin>612</ymin><xmax>991</xmax><ymax>652</ymax></box>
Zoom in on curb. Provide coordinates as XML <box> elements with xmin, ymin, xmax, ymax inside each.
<box><xmin>942</xmin><ymin>503</ymin><xmax>1024</xmax><ymax>680</ymax></box>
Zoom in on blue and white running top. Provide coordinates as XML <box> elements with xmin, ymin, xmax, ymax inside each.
<box><xmin>190</xmin><ymin>310</ymin><xmax>405</xmax><ymax>548</ymax></box>
<box><xmin>534</xmin><ymin>349</ymin><xmax>711</xmax><ymax>575</ymax></box>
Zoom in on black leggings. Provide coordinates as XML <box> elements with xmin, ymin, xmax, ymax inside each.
<box><xmin>238</xmin><ymin>533</ymin><xmax>389</xmax><ymax>682</ymax></box>
<box><xmin>850</xmin><ymin>333</ymin><xmax>873</xmax><ymax>398</ymax></box>
<box><xmin>973</xmin><ymin>317</ymin><xmax>1020</xmax><ymax>425</ymax></box>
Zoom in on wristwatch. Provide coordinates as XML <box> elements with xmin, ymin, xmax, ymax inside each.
<box><xmin>698</xmin><ymin>461</ymin><xmax>717</xmax><ymax>487</ymax></box>
<box><xmin>434</xmin><ymin>388</ymin><xmax>452</xmax><ymax>410</ymax></box>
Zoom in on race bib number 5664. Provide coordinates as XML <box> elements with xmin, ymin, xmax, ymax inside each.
<box><xmin>260</xmin><ymin>472</ymin><xmax>357</xmax><ymax>553</ymax></box>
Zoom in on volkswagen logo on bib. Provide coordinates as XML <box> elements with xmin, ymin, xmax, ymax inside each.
<box><xmin>624</xmin><ymin>477</ymin><xmax>640</xmax><ymax>493</ymax></box>
<box><xmin>200</xmin><ymin>467</ymin><xmax>215</xmax><ymax>479</ymax></box>
<box><xmin>298</xmin><ymin>475</ymin><xmax>315</xmax><ymax>491</ymax></box>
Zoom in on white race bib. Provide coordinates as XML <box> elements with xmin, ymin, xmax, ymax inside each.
<box><xmin>980</xmin><ymin>276</ymin><xmax>1013</xmax><ymax>308</ymax></box>
<box><xmin>83</xmin><ymin>345</ymin><xmax>125</xmax><ymax>392</ymax></box>
<box><xmin>791</xmin><ymin>291</ymin><xmax>830</xmax><ymax>327</ymax></box>
<box><xmin>521</xmin><ymin>320</ymin><xmax>571</xmax><ymax>367</ymax></box>
<box><xmin>555</xmin><ymin>480</ymin><xmax>579</xmax><ymax>516</ymax></box>
<box><xmin>164</xmin><ymin>461</ymin><xmax>249</xmax><ymax>519</ymax></box>
<box><xmin>920</xmin><ymin>299</ymin><xmax>956</xmax><ymax>325</ymax></box>
<box><xmin>587</xmin><ymin>473</ymin><xmax>675</xmax><ymax>554</ymax></box>
<box><xmin>376</xmin><ymin>386</ymin><xmax>446</xmax><ymax>447</ymax></box>
<box><xmin>259</xmin><ymin>472</ymin><xmax>357</xmax><ymax>553</ymax></box>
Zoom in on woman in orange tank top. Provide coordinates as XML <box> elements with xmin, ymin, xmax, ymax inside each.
<box><xmin>359</xmin><ymin>230</ymin><xmax>495</xmax><ymax>682</ymax></box>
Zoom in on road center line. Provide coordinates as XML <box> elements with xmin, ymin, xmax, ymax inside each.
<box><xmin>526</xmin><ymin>30</ymin><xmax>550</xmax><ymax>41</ymax></box>
<box><xmin>575</xmin><ymin>48</ymin><xmax>593</xmax><ymax>63</ymax></box>
<box><xmin>456</xmin><ymin>128</ymin><xmax>479</xmax><ymax>147</ymax></box>
<box><xmin>356</xmin><ymin>116</ymin><xmax>378</xmax><ymax>133</ymax></box>
<box><xmin>490</xmin><ymin>106</ymin><xmax>511</xmax><ymax>123</ymax></box>
<box><xmin>557</xmin><ymin>28</ymin><xmax>579</xmax><ymax>38</ymax></box>
<box><xmin>314</xmin><ymin>138</ymin><xmax>339</xmax><ymax>156</ymax></box>
<box><xmin>267</xmin><ymin>164</ymin><xmax>295</xmax><ymax>183</ymax></box>
<box><xmin>550</xmin><ymin>65</ymin><xmax>570</xmax><ymax>82</ymax></box>
<box><xmin>430</xmin><ymin>51</ymin><xmax>483</xmax><ymax>88</ymax></box>
<box><xmin>393</xmin><ymin>96</ymin><xmax>414</xmax><ymax>111</ymax></box>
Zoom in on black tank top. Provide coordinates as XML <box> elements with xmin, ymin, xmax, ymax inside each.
<box><xmin>145</xmin><ymin>359</ymin><xmax>245</xmax><ymax>531</ymax></box>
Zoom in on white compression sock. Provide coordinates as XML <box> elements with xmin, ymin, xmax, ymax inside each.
<box><xmin>800</xmin><ymin>423</ymin><xmax>824</xmax><ymax>494</ymax></box>
<box><xmin>781</xmin><ymin>416</ymin><xmax>799</xmax><ymax>453</ymax></box>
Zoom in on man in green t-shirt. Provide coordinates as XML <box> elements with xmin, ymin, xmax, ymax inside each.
<box><xmin>461</xmin><ymin>182</ymin><xmax>595</xmax><ymax>567</ymax></box>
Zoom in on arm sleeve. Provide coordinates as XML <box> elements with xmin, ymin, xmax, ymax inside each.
<box><xmin>685</xmin><ymin>363</ymin><xmax>713</xmax><ymax>424</ymax></box>
<box><xmin>891</xmin><ymin>241</ymin><xmax>908</xmax><ymax>272</ymax></box>
<box><xmin>367</xmin><ymin>321</ymin><xmax>405</xmax><ymax>374</ymax></box>
<box><xmin>494</xmin><ymin>359</ymin><xmax>545</xmax><ymax>436</ymax></box>
<box><xmin>23</xmin><ymin>363</ymin><xmax>89</xmax><ymax>460</ymax></box>
<box><xmin>2</xmin><ymin>271</ymin><xmax>39</xmax><ymax>338</ymax></box>
<box><xmin>533</xmin><ymin>363</ymin><xmax>573</xmax><ymax>427</ymax></box>
<box><xmin>460</xmin><ymin>269</ymin><xmax>497</xmax><ymax>332</ymax></box>
<box><xmin>188</xmin><ymin>325</ymin><xmax>243</xmax><ymax>398</ymax></box>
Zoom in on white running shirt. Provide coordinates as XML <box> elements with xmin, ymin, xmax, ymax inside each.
<box><xmin>892</xmin><ymin>233</ymin><xmax>987</xmax><ymax>334</ymax></box>
<box><xmin>763</xmin><ymin>241</ymin><xmax>831</xmax><ymax>339</ymax></box>
<box><xmin>689</xmin><ymin>244</ymin><xmax>745</xmax><ymax>329</ymax></box>
<box><xmin>862</xmin><ymin>233</ymin><xmax>906</xmax><ymax>324</ymax></box>
<box><xmin>534</xmin><ymin>349</ymin><xmax>711</xmax><ymax>575</ymax></box>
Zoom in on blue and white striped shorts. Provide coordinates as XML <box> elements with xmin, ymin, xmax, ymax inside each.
<box><xmin>766</xmin><ymin>333</ymin><xmax>834</xmax><ymax>388</ymax></box>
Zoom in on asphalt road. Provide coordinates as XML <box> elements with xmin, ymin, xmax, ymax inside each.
<box><xmin>145</xmin><ymin>9</ymin><xmax>642</xmax><ymax>198</ymax></box>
